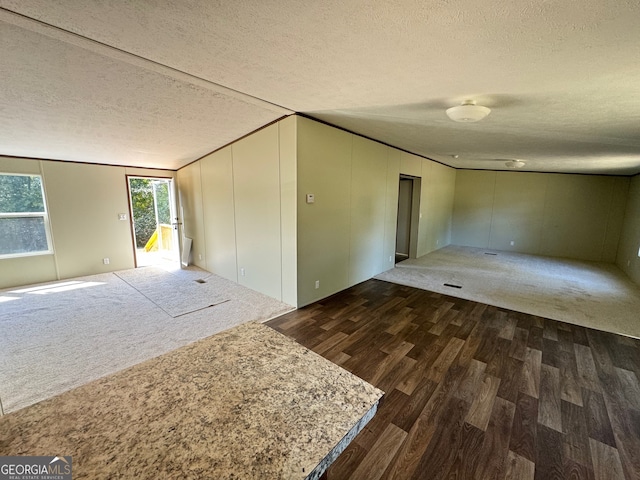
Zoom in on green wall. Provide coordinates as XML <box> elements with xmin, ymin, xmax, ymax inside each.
<box><xmin>176</xmin><ymin>118</ymin><xmax>297</xmax><ymax>305</ymax></box>
<box><xmin>0</xmin><ymin>156</ymin><xmax>174</xmax><ymax>289</ymax></box>
<box><xmin>617</xmin><ymin>174</ymin><xmax>640</xmax><ymax>285</ymax></box>
<box><xmin>452</xmin><ymin>170</ymin><xmax>629</xmax><ymax>262</ymax></box>
<box><xmin>5</xmin><ymin>116</ymin><xmax>635</xmax><ymax>301</ymax></box>
<box><xmin>296</xmin><ymin>117</ymin><xmax>457</xmax><ymax>306</ymax></box>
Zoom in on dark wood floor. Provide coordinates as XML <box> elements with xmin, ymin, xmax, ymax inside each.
<box><xmin>266</xmin><ymin>279</ymin><xmax>640</xmax><ymax>480</ymax></box>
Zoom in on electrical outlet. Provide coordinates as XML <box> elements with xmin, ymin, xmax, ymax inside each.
<box><xmin>315</xmin><ymin>280</ymin><xmax>320</xmax><ymax>289</ymax></box>
<box><xmin>389</xmin><ymin>255</ymin><xmax>393</xmax><ymax>262</ymax></box>
<box><xmin>103</xmin><ymin>258</ymin><xmax>110</xmax><ymax>265</ymax></box>
<box><xmin>198</xmin><ymin>253</ymin><xmax>202</xmax><ymax>260</ymax></box>
<box><xmin>241</xmin><ymin>268</ymin><xmax>245</xmax><ymax>277</ymax></box>
<box><xmin>118</xmin><ymin>213</ymin><xmax>127</xmax><ymax>221</ymax></box>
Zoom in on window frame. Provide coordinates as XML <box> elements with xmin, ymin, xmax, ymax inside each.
<box><xmin>0</xmin><ymin>172</ymin><xmax>54</xmax><ymax>259</ymax></box>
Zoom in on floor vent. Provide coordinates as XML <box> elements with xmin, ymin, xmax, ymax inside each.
<box><xmin>484</xmin><ymin>252</ymin><xmax>498</xmax><ymax>255</ymax></box>
<box><xmin>443</xmin><ymin>283</ymin><xmax>462</xmax><ymax>289</ymax></box>
<box><xmin>195</xmin><ymin>279</ymin><xmax>207</xmax><ymax>284</ymax></box>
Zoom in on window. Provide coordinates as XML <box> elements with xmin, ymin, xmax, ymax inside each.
<box><xmin>0</xmin><ymin>173</ymin><xmax>53</xmax><ymax>257</ymax></box>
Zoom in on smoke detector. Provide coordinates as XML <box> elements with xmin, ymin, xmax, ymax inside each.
<box><xmin>504</xmin><ymin>159</ymin><xmax>526</xmax><ymax>169</ymax></box>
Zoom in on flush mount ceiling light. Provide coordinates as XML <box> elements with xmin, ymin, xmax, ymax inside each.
<box><xmin>445</xmin><ymin>100</ymin><xmax>491</xmax><ymax>123</ymax></box>
<box><xmin>504</xmin><ymin>159</ymin><xmax>526</xmax><ymax>169</ymax></box>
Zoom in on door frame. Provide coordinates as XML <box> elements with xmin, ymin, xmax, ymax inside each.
<box><xmin>125</xmin><ymin>175</ymin><xmax>181</xmax><ymax>268</ymax></box>
<box><xmin>396</xmin><ymin>174</ymin><xmax>421</xmax><ymax>262</ymax></box>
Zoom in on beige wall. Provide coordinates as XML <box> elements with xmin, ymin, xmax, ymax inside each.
<box><xmin>383</xmin><ymin>149</ymin><xmax>402</xmax><ymax>267</ymax></box>
<box><xmin>617</xmin><ymin>174</ymin><xmax>640</xmax><ymax>285</ymax></box>
<box><xmin>296</xmin><ymin>118</ymin><xmax>352</xmax><ymax>306</ymax></box>
<box><xmin>176</xmin><ymin>118</ymin><xmax>297</xmax><ymax>305</ymax></box>
<box><xmin>452</xmin><ymin>170</ymin><xmax>629</xmax><ymax>262</ymax></box>
<box><xmin>0</xmin><ymin>156</ymin><xmax>175</xmax><ymax>289</ymax></box>
<box><xmin>199</xmin><ymin>147</ymin><xmax>237</xmax><ymax>279</ymax></box>
<box><xmin>232</xmin><ymin>125</ymin><xmax>283</xmax><ymax>300</ymax></box>
<box><xmin>5</xmin><ymin>119</ymin><xmax>634</xmax><ymax>304</ymax></box>
<box><xmin>296</xmin><ymin>117</ymin><xmax>456</xmax><ymax>306</ymax></box>
<box><xmin>418</xmin><ymin>159</ymin><xmax>456</xmax><ymax>256</ymax></box>
<box><xmin>398</xmin><ymin>152</ymin><xmax>457</xmax><ymax>259</ymax></box>
<box><xmin>0</xmin><ymin>157</ymin><xmax>56</xmax><ymax>288</ymax></box>
<box><xmin>349</xmin><ymin>136</ymin><xmax>390</xmax><ymax>284</ymax></box>
<box><xmin>279</xmin><ymin>118</ymin><xmax>298</xmax><ymax>304</ymax></box>
<box><xmin>176</xmin><ymin>161</ymin><xmax>206</xmax><ymax>269</ymax></box>
<box><xmin>43</xmin><ymin>161</ymin><xmax>134</xmax><ymax>279</ymax></box>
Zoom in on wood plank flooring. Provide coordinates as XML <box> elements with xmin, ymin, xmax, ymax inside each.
<box><xmin>266</xmin><ymin>279</ymin><xmax>640</xmax><ymax>480</ymax></box>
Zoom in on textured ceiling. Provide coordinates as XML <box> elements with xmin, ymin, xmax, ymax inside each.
<box><xmin>1</xmin><ymin>1</ymin><xmax>640</xmax><ymax>174</ymax></box>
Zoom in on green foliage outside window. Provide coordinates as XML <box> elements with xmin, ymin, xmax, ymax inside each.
<box><xmin>0</xmin><ymin>174</ymin><xmax>50</xmax><ymax>256</ymax></box>
<box><xmin>0</xmin><ymin>175</ymin><xmax>45</xmax><ymax>213</ymax></box>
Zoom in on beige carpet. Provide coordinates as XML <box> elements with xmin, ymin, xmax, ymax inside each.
<box><xmin>375</xmin><ymin>245</ymin><xmax>640</xmax><ymax>339</ymax></box>
<box><xmin>0</xmin><ymin>266</ymin><xmax>293</xmax><ymax>413</ymax></box>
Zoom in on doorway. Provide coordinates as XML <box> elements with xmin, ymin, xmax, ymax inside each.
<box><xmin>395</xmin><ymin>175</ymin><xmax>420</xmax><ymax>264</ymax></box>
<box><xmin>127</xmin><ymin>176</ymin><xmax>180</xmax><ymax>268</ymax></box>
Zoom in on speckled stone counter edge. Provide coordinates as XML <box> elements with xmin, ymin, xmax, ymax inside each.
<box><xmin>306</xmin><ymin>400</ymin><xmax>379</xmax><ymax>480</ymax></box>
<box><xmin>0</xmin><ymin>321</ymin><xmax>385</xmax><ymax>479</ymax></box>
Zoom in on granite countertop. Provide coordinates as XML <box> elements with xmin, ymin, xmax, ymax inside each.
<box><xmin>0</xmin><ymin>322</ymin><xmax>383</xmax><ymax>479</ymax></box>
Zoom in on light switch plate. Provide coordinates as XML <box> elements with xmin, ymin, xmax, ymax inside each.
<box><xmin>118</xmin><ymin>213</ymin><xmax>127</xmax><ymax>221</ymax></box>
<box><xmin>306</xmin><ymin>193</ymin><xmax>315</xmax><ymax>204</ymax></box>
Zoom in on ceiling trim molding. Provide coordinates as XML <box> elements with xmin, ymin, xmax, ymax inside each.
<box><xmin>0</xmin><ymin>7</ymin><xmax>293</xmax><ymax>116</ymax></box>
<box><xmin>453</xmin><ymin>167</ymin><xmax>631</xmax><ymax>178</ymax></box>
<box><xmin>0</xmin><ymin>153</ymin><xmax>177</xmax><ymax>172</ymax></box>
